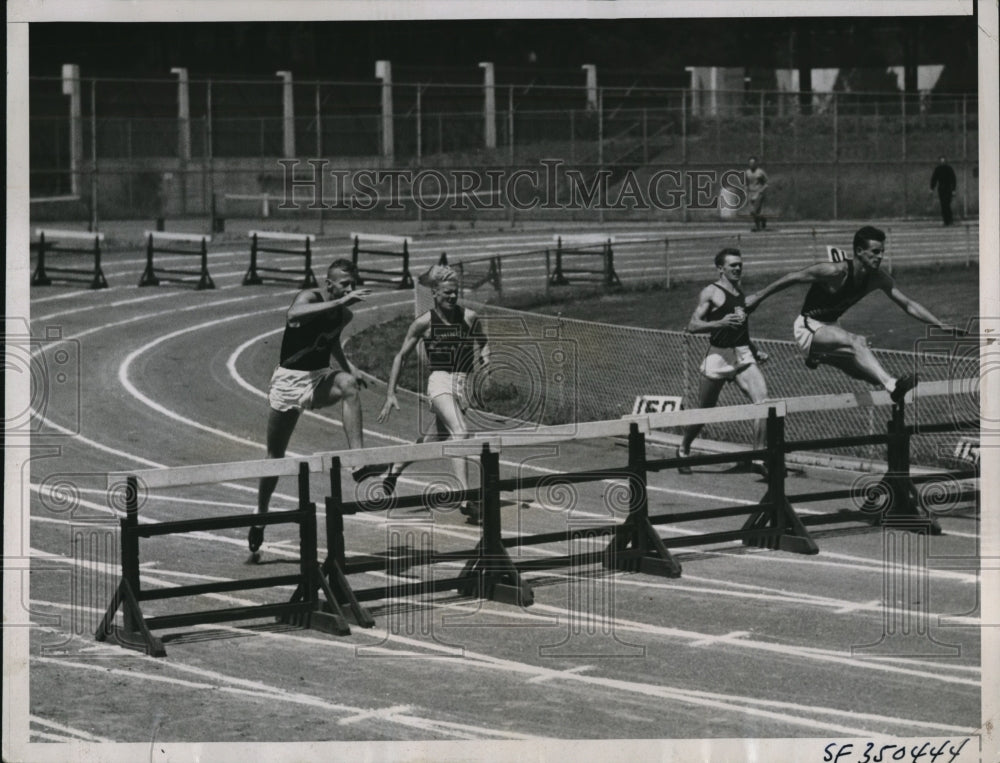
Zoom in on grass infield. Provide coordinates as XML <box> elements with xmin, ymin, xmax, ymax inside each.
<box><xmin>352</xmin><ymin>262</ymin><xmax>978</xmax><ymax>401</ymax></box>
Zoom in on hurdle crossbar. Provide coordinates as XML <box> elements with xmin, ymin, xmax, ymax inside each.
<box><xmin>139</xmin><ymin>231</ymin><xmax>215</xmax><ymax>290</ymax></box>
<box><xmin>243</xmin><ymin>231</ymin><xmax>318</xmax><ymax>288</ymax></box>
<box><xmin>31</xmin><ymin>229</ymin><xmax>109</xmax><ymax>289</ymax></box>
<box><xmin>96</xmin><ymin>457</ymin><xmax>345</xmax><ymax>657</ymax></box>
<box><xmin>350</xmin><ymin>233</ymin><xmax>414</xmax><ymax>289</ymax></box>
<box><xmin>548</xmin><ymin>234</ymin><xmax>621</xmax><ymax>288</ymax></box>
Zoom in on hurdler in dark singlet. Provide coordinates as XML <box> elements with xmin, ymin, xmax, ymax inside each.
<box><xmin>707</xmin><ymin>285</ymin><xmax>750</xmax><ymax>348</ymax></box>
<box><xmin>800</xmin><ymin>259</ymin><xmax>871</xmax><ymax>323</ymax></box>
<box><xmin>278</xmin><ymin>306</ymin><xmax>346</xmax><ymax>371</ymax></box>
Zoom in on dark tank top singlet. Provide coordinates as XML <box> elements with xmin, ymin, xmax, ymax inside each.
<box><xmin>706</xmin><ymin>284</ymin><xmax>750</xmax><ymax>348</ymax></box>
<box><xmin>279</xmin><ymin>303</ymin><xmax>345</xmax><ymax>371</ymax></box>
<box><xmin>800</xmin><ymin>259</ymin><xmax>871</xmax><ymax>322</ymax></box>
<box><xmin>424</xmin><ymin>306</ymin><xmax>479</xmax><ymax>373</ymax></box>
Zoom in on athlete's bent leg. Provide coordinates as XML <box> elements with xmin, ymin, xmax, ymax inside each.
<box><xmin>810</xmin><ymin>325</ymin><xmax>893</xmax><ymax>389</ymax></box>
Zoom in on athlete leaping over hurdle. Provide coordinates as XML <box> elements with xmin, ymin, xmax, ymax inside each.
<box><xmin>251</xmin><ymin>258</ymin><xmax>382</xmax><ymax>554</ymax></box>
<box><xmin>745</xmin><ymin>225</ymin><xmax>960</xmax><ymax>405</ymax></box>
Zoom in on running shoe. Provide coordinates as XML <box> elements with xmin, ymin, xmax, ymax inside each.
<box><xmin>890</xmin><ymin>373</ymin><xmax>919</xmax><ymax>405</ymax></box>
<box><xmin>248</xmin><ymin>525</ymin><xmax>264</xmax><ymax>553</ymax></box>
<box><xmin>381</xmin><ymin>470</ymin><xmax>399</xmax><ymax>497</ymax></box>
<box><xmin>460</xmin><ymin>502</ymin><xmax>482</xmax><ymax>525</ymax></box>
<box><xmin>676</xmin><ymin>447</ymin><xmax>693</xmax><ymax>475</ymax></box>
<box><xmin>352</xmin><ymin>463</ymin><xmax>388</xmax><ymax>483</ymax></box>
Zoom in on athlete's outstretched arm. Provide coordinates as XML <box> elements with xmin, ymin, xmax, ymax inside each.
<box><xmin>745</xmin><ymin>262</ymin><xmax>836</xmax><ymax>313</ymax></box>
<box><xmin>378</xmin><ymin>313</ymin><xmax>430</xmax><ymax>422</ymax></box>
<box><xmin>882</xmin><ymin>277</ymin><xmax>959</xmax><ymax>331</ymax></box>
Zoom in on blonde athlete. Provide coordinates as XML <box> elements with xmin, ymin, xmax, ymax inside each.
<box><xmin>377</xmin><ymin>265</ymin><xmax>490</xmax><ymax>524</ymax></box>
<box><xmin>677</xmin><ymin>248</ymin><xmax>770</xmax><ymax>477</ymax></box>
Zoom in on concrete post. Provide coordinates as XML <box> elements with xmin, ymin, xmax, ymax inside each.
<box><xmin>479</xmin><ymin>62</ymin><xmax>496</xmax><ymax>149</ymax></box>
<box><xmin>170</xmin><ymin>68</ymin><xmax>191</xmax><ymax>160</ymax></box>
<box><xmin>276</xmin><ymin>70</ymin><xmax>295</xmax><ymax>158</ymax></box>
<box><xmin>582</xmin><ymin>64</ymin><xmax>597</xmax><ymax>111</ymax></box>
<box><xmin>62</xmin><ymin>64</ymin><xmax>83</xmax><ymax>195</ymax></box>
<box><xmin>375</xmin><ymin>60</ymin><xmax>394</xmax><ymax>161</ymax></box>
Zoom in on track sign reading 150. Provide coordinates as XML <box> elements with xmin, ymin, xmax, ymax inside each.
<box><xmin>632</xmin><ymin>395</ymin><xmax>683</xmax><ymax>415</ymax></box>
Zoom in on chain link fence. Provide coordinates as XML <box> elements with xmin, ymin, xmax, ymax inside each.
<box><xmin>30</xmin><ymin>74</ymin><xmax>978</xmax><ymax>228</ymax></box>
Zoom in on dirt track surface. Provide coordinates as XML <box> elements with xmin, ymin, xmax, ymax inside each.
<box><xmin>13</xmin><ymin>225</ymin><xmax>986</xmax><ymax>760</ymax></box>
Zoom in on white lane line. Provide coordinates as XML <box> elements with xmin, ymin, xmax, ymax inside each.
<box><xmin>526</xmin><ymin>665</ymin><xmax>595</xmax><ymax>683</ymax></box>
<box><xmin>337</xmin><ymin>705</ymin><xmax>414</xmax><ymax>725</ymax></box>
<box><xmin>30</xmin><ymin>597</ymin><xmax>976</xmax><ymax>738</ymax></box>
<box><xmin>531</xmin><ymin>569</ymin><xmax>980</xmax><ymax>629</ymax></box>
<box><xmin>689</xmin><ymin>630</ymin><xmax>752</xmax><ymax>648</ymax></box>
<box><xmin>34</xmin><ymin>541</ymin><xmax>979</xmax><ymax>691</ymax></box>
<box><xmin>30</xmin><ymin>653</ymin><xmax>536</xmax><ymax>741</ymax></box>
<box><xmin>695</xmin><ymin>547</ymin><xmax>979</xmax><ymax>586</ymax></box>
<box><xmin>29</xmin><ymin>715</ymin><xmax>115</xmax><ymax>743</ymax></box>
<box><xmin>118</xmin><ymin>308</ymin><xmax>287</xmax><ymax>452</ymax></box>
<box><xmin>524</xmin><ymin>602</ymin><xmax>978</xmax><ymax>687</ymax></box>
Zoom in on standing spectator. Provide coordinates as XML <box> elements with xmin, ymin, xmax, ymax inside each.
<box><xmin>930</xmin><ymin>156</ymin><xmax>958</xmax><ymax>226</ymax></box>
<box><xmin>745</xmin><ymin>156</ymin><xmax>769</xmax><ymax>232</ymax></box>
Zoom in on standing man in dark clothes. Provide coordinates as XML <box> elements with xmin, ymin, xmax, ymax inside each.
<box><xmin>930</xmin><ymin>156</ymin><xmax>958</xmax><ymax>226</ymax></box>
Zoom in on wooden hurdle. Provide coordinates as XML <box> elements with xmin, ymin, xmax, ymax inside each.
<box><xmin>97</xmin><ymin>455</ymin><xmax>345</xmax><ymax>657</ymax></box>
<box><xmin>317</xmin><ymin>436</ymin><xmax>534</xmax><ymax>621</ymax></box>
<box><xmin>747</xmin><ymin>379</ymin><xmax>981</xmax><ymax>537</ymax></box>
<box><xmin>138</xmin><ymin>231</ymin><xmax>215</xmax><ymax>290</ymax></box>
<box><xmin>548</xmin><ymin>234</ymin><xmax>622</xmax><ymax>288</ymax></box>
<box><xmin>243</xmin><ymin>230</ymin><xmax>318</xmax><ymax>288</ymax></box>
<box><xmin>31</xmin><ymin>228</ymin><xmax>108</xmax><ymax>289</ymax></box>
<box><xmin>350</xmin><ymin>232</ymin><xmax>414</xmax><ymax>289</ymax></box>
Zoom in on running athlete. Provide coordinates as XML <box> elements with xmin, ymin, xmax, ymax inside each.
<box><xmin>745</xmin><ymin>225</ymin><xmax>954</xmax><ymax>405</ymax></box>
<box><xmin>677</xmin><ymin>248</ymin><xmax>770</xmax><ymax>476</ymax></box>
<box><xmin>251</xmin><ymin>259</ymin><xmax>380</xmax><ymax>553</ymax></box>
<box><xmin>376</xmin><ymin>265</ymin><xmax>490</xmax><ymax>524</ymax></box>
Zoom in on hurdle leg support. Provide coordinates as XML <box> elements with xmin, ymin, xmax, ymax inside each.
<box><xmin>196</xmin><ymin>238</ymin><xmax>216</xmax><ymax>290</ymax></box>
<box><xmin>741</xmin><ymin>409</ymin><xmax>819</xmax><ymax>554</ymax></box>
<box><xmin>243</xmin><ymin>235</ymin><xmax>264</xmax><ymax>285</ymax></box>
<box><xmin>32</xmin><ymin>234</ymin><xmax>53</xmax><ymax>286</ymax></box>
<box><xmin>139</xmin><ymin>234</ymin><xmax>160</xmax><ymax>286</ymax></box>
<box><xmin>605</xmin><ymin>424</ymin><xmax>683</xmax><ymax>577</ymax></box>
<box><xmin>95</xmin><ymin>579</ymin><xmax>166</xmax><ymax>657</ymax></box>
<box><xmin>90</xmin><ymin>239</ymin><xmax>109</xmax><ymax>289</ymax></box>
<box><xmin>862</xmin><ymin>407</ymin><xmax>942</xmax><ymax>535</ymax></box>
<box><xmin>456</xmin><ymin>446</ymin><xmax>534</xmax><ymax>606</ymax></box>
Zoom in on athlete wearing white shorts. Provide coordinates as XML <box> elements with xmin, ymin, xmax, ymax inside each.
<box><xmin>677</xmin><ymin>249</ymin><xmax>770</xmax><ymax>476</ymax></box>
<box><xmin>378</xmin><ymin>265</ymin><xmax>490</xmax><ymax>524</ymax></box>
<box><xmin>252</xmin><ymin>259</ymin><xmax>379</xmax><ymax>555</ymax></box>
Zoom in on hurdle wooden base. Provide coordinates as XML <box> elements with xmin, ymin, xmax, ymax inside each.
<box><xmin>548</xmin><ymin>235</ymin><xmax>622</xmax><ymax>289</ymax></box>
<box><xmin>351</xmin><ymin>233</ymin><xmax>414</xmax><ymax>289</ymax></box>
<box><xmin>139</xmin><ymin>231</ymin><xmax>215</xmax><ymax>290</ymax></box>
<box><xmin>31</xmin><ymin>229</ymin><xmax>109</xmax><ymax>289</ymax></box>
<box><xmin>97</xmin><ymin>462</ymin><xmax>332</xmax><ymax>656</ymax></box>
<box><xmin>243</xmin><ymin>231</ymin><xmax>318</xmax><ymax>288</ymax></box>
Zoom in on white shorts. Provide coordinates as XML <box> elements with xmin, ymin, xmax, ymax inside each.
<box><xmin>794</xmin><ymin>315</ymin><xmax>842</xmax><ymax>358</ymax></box>
<box><xmin>267</xmin><ymin>366</ymin><xmax>339</xmax><ymax>412</ymax></box>
<box><xmin>700</xmin><ymin>345</ymin><xmax>756</xmax><ymax>381</ymax></box>
<box><xmin>427</xmin><ymin>370</ymin><xmax>470</xmax><ymax>411</ymax></box>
